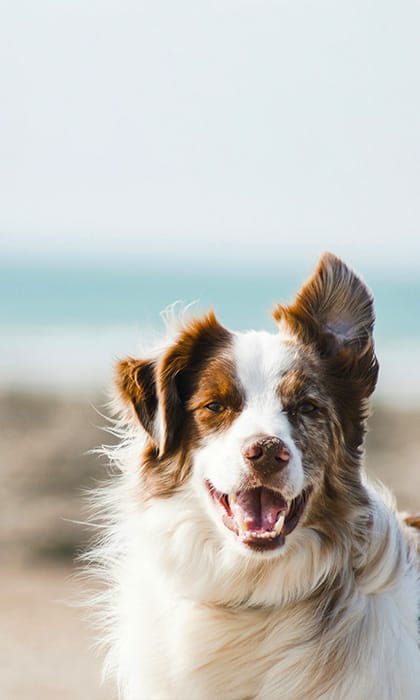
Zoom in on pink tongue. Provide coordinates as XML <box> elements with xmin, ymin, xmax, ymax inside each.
<box><xmin>230</xmin><ymin>487</ymin><xmax>287</xmax><ymax>532</ymax></box>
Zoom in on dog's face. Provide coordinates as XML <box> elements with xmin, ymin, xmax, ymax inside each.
<box><xmin>117</xmin><ymin>253</ymin><xmax>378</xmax><ymax>558</ymax></box>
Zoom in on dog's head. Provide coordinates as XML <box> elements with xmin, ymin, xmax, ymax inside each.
<box><xmin>117</xmin><ymin>253</ymin><xmax>378</xmax><ymax>557</ymax></box>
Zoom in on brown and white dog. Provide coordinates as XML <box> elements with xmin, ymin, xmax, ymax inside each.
<box><xmin>92</xmin><ymin>253</ymin><xmax>420</xmax><ymax>699</ymax></box>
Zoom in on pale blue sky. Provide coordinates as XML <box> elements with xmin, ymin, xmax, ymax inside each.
<box><xmin>1</xmin><ymin>0</ymin><xmax>419</xmax><ymax>271</ymax></box>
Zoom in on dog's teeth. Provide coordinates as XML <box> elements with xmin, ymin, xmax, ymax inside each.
<box><xmin>243</xmin><ymin>530</ymin><xmax>278</xmax><ymax>540</ymax></box>
<box><xmin>274</xmin><ymin>513</ymin><xmax>286</xmax><ymax>536</ymax></box>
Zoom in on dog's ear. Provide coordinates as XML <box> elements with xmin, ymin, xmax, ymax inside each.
<box><xmin>117</xmin><ymin>311</ymin><xmax>231</xmax><ymax>457</ymax></box>
<box><xmin>273</xmin><ymin>252</ymin><xmax>378</xmax><ymax>397</ymax></box>
<box><xmin>156</xmin><ymin>311</ymin><xmax>231</xmax><ymax>456</ymax></box>
<box><xmin>116</xmin><ymin>357</ymin><xmax>159</xmax><ymax>441</ymax></box>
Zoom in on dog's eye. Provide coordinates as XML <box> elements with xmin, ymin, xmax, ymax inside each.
<box><xmin>299</xmin><ymin>401</ymin><xmax>318</xmax><ymax>415</ymax></box>
<box><xmin>205</xmin><ymin>402</ymin><xmax>225</xmax><ymax>414</ymax></box>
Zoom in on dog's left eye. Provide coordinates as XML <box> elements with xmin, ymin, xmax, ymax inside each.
<box><xmin>205</xmin><ymin>402</ymin><xmax>225</xmax><ymax>413</ymax></box>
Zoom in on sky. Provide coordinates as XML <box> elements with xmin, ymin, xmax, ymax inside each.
<box><xmin>1</xmin><ymin>0</ymin><xmax>420</xmax><ymax>272</ymax></box>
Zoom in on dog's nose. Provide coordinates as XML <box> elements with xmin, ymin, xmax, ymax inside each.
<box><xmin>243</xmin><ymin>436</ymin><xmax>290</xmax><ymax>476</ymax></box>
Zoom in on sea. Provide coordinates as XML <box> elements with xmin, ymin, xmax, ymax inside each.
<box><xmin>1</xmin><ymin>261</ymin><xmax>420</xmax><ymax>405</ymax></box>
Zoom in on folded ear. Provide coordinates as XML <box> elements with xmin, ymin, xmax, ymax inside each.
<box><xmin>273</xmin><ymin>253</ymin><xmax>379</xmax><ymax>397</ymax></box>
<box><xmin>116</xmin><ymin>357</ymin><xmax>158</xmax><ymax>441</ymax></box>
<box><xmin>116</xmin><ymin>310</ymin><xmax>231</xmax><ymax>457</ymax></box>
<box><xmin>156</xmin><ymin>311</ymin><xmax>231</xmax><ymax>455</ymax></box>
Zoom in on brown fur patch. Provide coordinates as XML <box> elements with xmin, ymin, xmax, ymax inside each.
<box><xmin>122</xmin><ymin>311</ymin><xmax>234</xmax><ymax>498</ymax></box>
<box><xmin>404</xmin><ymin>514</ymin><xmax>420</xmax><ymax>530</ymax></box>
<box><xmin>273</xmin><ymin>252</ymin><xmax>378</xmax><ymax>401</ymax></box>
<box><xmin>116</xmin><ymin>358</ymin><xmax>157</xmax><ymax>435</ymax></box>
<box><xmin>187</xmin><ymin>354</ymin><xmax>244</xmax><ymax>435</ymax></box>
<box><xmin>278</xmin><ymin>345</ymin><xmax>371</xmax><ymax>552</ymax></box>
<box><xmin>156</xmin><ymin>312</ymin><xmax>232</xmax><ymax>455</ymax></box>
<box><xmin>404</xmin><ymin>514</ymin><xmax>420</xmax><ymax>558</ymax></box>
<box><xmin>274</xmin><ymin>253</ymin><xmax>378</xmax><ymax>456</ymax></box>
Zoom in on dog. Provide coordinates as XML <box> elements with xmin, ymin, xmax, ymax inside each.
<box><xmin>91</xmin><ymin>253</ymin><xmax>420</xmax><ymax>699</ymax></box>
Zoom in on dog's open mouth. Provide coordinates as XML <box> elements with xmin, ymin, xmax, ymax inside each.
<box><xmin>206</xmin><ymin>482</ymin><xmax>310</xmax><ymax>551</ymax></box>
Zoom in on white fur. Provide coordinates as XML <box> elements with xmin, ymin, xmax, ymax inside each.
<box><xmin>90</xmin><ymin>327</ymin><xmax>420</xmax><ymax>700</ymax></box>
<box><xmin>193</xmin><ymin>331</ymin><xmax>303</xmax><ymax>541</ymax></box>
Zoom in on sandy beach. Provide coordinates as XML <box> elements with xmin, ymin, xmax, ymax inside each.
<box><xmin>1</xmin><ymin>391</ymin><xmax>419</xmax><ymax>699</ymax></box>
<box><xmin>0</xmin><ymin>392</ymin><xmax>113</xmax><ymax>699</ymax></box>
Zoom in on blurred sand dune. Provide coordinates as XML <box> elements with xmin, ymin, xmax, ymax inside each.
<box><xmin>1</xmin><ymin>563</ymin><xmax>111</xmax><ymax>700</ymax></box>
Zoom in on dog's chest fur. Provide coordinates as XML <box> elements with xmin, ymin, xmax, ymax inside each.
<box><xmin>114</xmin><ymin>505</ymin><xmax>419</xmax><ymax>700</ymax></box>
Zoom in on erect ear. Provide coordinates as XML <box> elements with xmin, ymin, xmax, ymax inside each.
<box><xmin>116</xmin><ymin>311</ymin><xmax>231</xmax><ymax>457</ymax></box>
<box><xmin>116</xmin><ymin>357</ymin><xmax>158</xmax><ymax>439</ymax></box>
<box><xmin>273</xmin><ymin>253</ymin><xmax>379</xmax><ymax>397</ymax></box>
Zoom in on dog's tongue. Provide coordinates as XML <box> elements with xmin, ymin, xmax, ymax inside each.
<box><xmin>230</xmin><ymin>487</ymin><xmax>287</xmax><ymax>533</ymax></box>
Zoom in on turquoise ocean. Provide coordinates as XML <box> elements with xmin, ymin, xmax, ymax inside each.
<box><xmin>1</xmin><ymin>261</ymin><xmax>420</xmax><ymax>403</ymax></box>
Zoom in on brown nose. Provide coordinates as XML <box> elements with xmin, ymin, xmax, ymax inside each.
<box><xmin>243</xmin><ymin>436</ymin><xmax>290</xmax><ymax>477</ymax></box>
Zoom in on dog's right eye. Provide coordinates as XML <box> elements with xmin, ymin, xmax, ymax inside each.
<box><xmin>205</xmin><ymin>402</ymin><xmax>225</xmax><ymax>413</ymax></box>
<box><xmin>299</xmin><ymin>401</ymin><xmax>318</xmax><ymax>415</ymax></box>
